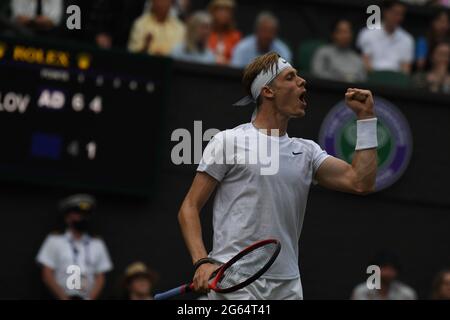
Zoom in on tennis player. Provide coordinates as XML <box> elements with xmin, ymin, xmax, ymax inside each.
<box><xmin>178</xmin><ymin>52</ymin><xmax>378</xmax><ymax>300</ymax></box>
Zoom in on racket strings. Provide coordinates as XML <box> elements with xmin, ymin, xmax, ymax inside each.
<box><xmin>216</xmin><ymin>243</ymin><xmax>277</xmax><ymax>290</ymax></box>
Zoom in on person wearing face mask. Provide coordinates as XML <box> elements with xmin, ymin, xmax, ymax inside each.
<box><xmin>36</xmin><ymin>194</ymin><xmax>113</xmax><ymax>300</ymax></box>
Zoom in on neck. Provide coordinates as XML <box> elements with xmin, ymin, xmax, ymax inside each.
<box><xmin>384</xmin><ymin>24</ymin><xmax>396</xmax><ymax>34</ymax></box>
<box><xmin>69</xmin><ymin>229</ymin><xmax>83</xmax><ymax>239</ymax></box>
<box><xmin>257</xmin><ymin>41</ymin><xmax>270</xmax><ymax>54</ymax></box>
<box><xmin>153</xmin><ymin>11</ymin><xmax>168</xmax><ymax>23</ymax></box>
<box><xmin>214</xmin><ymin>24</ymin><xmax>230</xmax><ymax>34</ymax></box>
<box><xmin>252</xmin><ymin>104</ymin><xmax>289</xmax><ymax>136</ymax></box>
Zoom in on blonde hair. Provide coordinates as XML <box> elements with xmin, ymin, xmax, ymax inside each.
<box><xmin>242</xmin><ymin>52</ymin><xmax>280</xmax><ymax>104</ymax></box>
<box><xmin>185</xmin><ymin>11</ymin><xmax>212</xmax><ymax>54</ymax></box>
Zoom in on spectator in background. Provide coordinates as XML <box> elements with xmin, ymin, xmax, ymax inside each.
<box><xmin>36</xmin><ymin>194</ymin><xmax>113</xmax><ymax>300</ymax></box>
<box><xmin>413</xmin><ymin>42</ymin><xmax>450</xmax><ymax>93</ymax></box>
<box><xmin>11</xmin><ymin>0</ymin><xmax>63</xmax><ymax>35</ymax></box>
<box><xmin>171</xmin><ymin>11</ymin><xmax>215</xmax><ymax>64</ymax></box>
<box><xmin>207</xmin><ymin>0</ymin><xmax>241</xmax><ymax>65</ymax></box>
<box><xmin>128</xmin><ymin>0</ymin><xmax>185</xmax><ymax>56</ymax></box>
<box><xmin>356</xmin><ymin>0</ymin><xmax>414</xmax><ymax>74</ymax></box>
<box><xmin>312</xmin><ymin>19</ymin><xmax>366</xmax><ymax>82</ymax></box>
<box><xmin>351</xmin><ymin>252</ymin><xmax>417</xmax><ymax>300</ymax></box>
<box><xmin>431</xmin><ymin>269</ymin><xmax>450</xmax><ymax>299</ymax></box>
<box><xmin>143</xmin><ymin>0</ymin><xmax>191</xmax><ymax>22</ymax></box>
<box><xmin>231</xmin><ymin>12</ymin><xmax>292</xmax><ymax>68</ymax></box>
<box><xmin>416</xmin><ymin>10</ymin><xmax>450</xmax><ymax>71</ymax></box>
<box><xmin>123</xmin><ymin>262</ymin><xmax>159</xmax><ymax>300</ymax></box>
<box><xmin>427</xmin><ymin>0</ymin><xmax>450</xmax><ymax>7</ymax></box>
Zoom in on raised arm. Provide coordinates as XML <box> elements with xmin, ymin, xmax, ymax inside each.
<box><xmin>315</xmin><ymin>88</ymin><xmax>377</xmax><ymax>195</ymax></box>
<box><xmin>178</xmin><ymin>172</ymin><xmax>220</xmax><ymax>292</ymax></box>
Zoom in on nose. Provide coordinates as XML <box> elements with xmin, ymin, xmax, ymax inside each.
<box><xmin>297</xmin><ymin>76</ymin><xmax>306</xmax><ymax>88</ymax></box>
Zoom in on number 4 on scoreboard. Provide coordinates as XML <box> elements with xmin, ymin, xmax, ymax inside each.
<box><xmin>71</xmin><ymin>93</ymin><xmax>102</xmax><ymax>113</ymax></box>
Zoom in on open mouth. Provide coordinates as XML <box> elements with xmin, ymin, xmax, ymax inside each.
<box><xmin>299</xmin><ymin>91</ymin><xmax>307</xmax><ymax>106</ymax></box>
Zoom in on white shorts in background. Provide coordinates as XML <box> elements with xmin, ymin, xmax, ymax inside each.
<box><xmin>208</xmin><ymin>277</ymin><xmax>303</xmax><ymax>300</ymax></box>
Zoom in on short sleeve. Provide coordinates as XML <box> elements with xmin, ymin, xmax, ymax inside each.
<box><xmin>401</xmin><ymin>34</ymin><xmax>414</xmax><ymax>63</ymax></box>
<box><xmin>309</xmin><ymin>140</ymin><xmax>330</xmax><ymax>176</ymax></box>
<box><xmin>93</xmin><ymin>239</ymin><xmax>113</xmax><ymax>274</ymax></box>
<box><xmin>197</xmin><ymin>131</ymin><xmax>232</xmax><ymax>182</ymax></box>
<box><xmin>36</xmin><ymin>235</ymin><xmax>58</xmax><ymax>269</ymax></box>
<box><xmin>356</xmin><ymin>29</ymin><xmax>370</xmax><ymax>55</ymax></box>
<box><xmin>128</xmin><ymin>18</ymin><xmax>146</xmax><ymax>53</ymax></box>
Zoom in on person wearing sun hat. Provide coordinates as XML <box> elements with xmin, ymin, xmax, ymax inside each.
<box><xmin>124</xmin><ymin>262</ymin><xmax>159</xmax><ymax>300</ymax></box>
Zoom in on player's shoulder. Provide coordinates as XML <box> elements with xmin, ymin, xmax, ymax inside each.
<box><xmin>292</xmin><ymin>137</ymin><xmax>323</xmax><ymax>152</ymax></box>
<box><xmin>213</xmin><ymin>123</ymin><xmax>253</xmax><ymax>139</ymax></box>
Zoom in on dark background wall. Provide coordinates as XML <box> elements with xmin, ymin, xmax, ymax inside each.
<box><xmin>1</xmin><ymin>61</ymin><xmax>449</xmax><ymax>300</ymax></box>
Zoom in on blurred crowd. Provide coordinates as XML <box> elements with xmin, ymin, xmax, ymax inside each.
<box><xmin>35</xmin><ymin>193</ymin><xmax>450</xmax><ymax>300</ymax></box>
<box><xmin>1</xmin><ymin>0</ymin><xmax>450</xmax><ymax>94</ymax></box>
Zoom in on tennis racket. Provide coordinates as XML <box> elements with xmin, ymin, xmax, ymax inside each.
<box><xmin>154</xmin><ymin>239</ymin><xmax>281</xmax><ymax>300</ymax></box>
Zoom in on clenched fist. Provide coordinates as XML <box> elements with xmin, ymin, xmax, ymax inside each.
<box><xmin>345</xmin><ymin>88</ymin><xmax>375</xmax><ymax>120</ymax></box>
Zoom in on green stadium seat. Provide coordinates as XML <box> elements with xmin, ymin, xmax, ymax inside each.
<box><xmin>296</xmin><ymin>39</ymin><xmax>326</xmax><ymax>73</ymax></box>
<box><xmin>367</xmin><ymin>71</ymin><xmax>411</xmax><ymax>88</ymax></box>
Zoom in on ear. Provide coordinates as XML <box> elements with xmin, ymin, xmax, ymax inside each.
<box><xmin>261</xmin><ymin>86</ymin><xmax>275</xmax><ymax>100</ymax></box>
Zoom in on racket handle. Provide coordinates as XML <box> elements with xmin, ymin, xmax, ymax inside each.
<box><xmin>154</xmin><ymin>283</ymin><xmax>192</xmax><ymax>300</ymax></box>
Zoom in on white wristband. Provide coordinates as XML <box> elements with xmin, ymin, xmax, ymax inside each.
<box><xmin>355</xmin><ymin>118</ymin><xmax>378</xmax><ymax>150</ymax></box>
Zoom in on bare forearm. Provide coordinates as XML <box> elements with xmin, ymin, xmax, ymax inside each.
<box><xmin>42</xmin><ymin>271</ymin><xmax>68</xmax><ymax>300</ymax></box>
<box><xmin>89</xmin><ymin>275</ymin><xmax>105</xmax><ymax>300</ymax></box>
<box><xmin>401</xmin><ymin>63</ymin><xmax>411</xmax><ymax>75</ymax></box>
<box><xmin>362</xmin><ymin>55</ymin><xmax>372</xmax><ymax>72</ymax></box>
<box><xmin>178</xmin><ymin>205</ymin><xmax>208</xmax><ymax>264</ymax></box>
<box><xmin>351</xmin><ymin>148</ymin><xmax>377</xmax><ymax>193</ymax></box>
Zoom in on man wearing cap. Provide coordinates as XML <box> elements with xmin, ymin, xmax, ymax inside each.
<box><xmin>36</xmin><ymin>194</ymin><xmax>113</xmax><ymax>300</ymax></box>
<box><xmin>178</xmin><ymin>52</ymin><xmax>378</xmax><ymax>299</ymax></box>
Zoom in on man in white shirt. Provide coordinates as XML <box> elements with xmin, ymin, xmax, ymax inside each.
<box><xmin>351</xmin><ymin>251</ymin><xmax>417</xmax><ymax>300</ymax></box>
<box><xmin>178</xmin><ymin>52</ymin><xmax>378</xmax><ymax>299</ymax></box>
<box><xmin>36</xmin><ymin>194</ymin><xmax>113</xmax><ymax>300</ymax></box>
<box><xmin>356</xmin><ymin>0</ymin><xmax>414</xmax><ymax>74</ymax></box>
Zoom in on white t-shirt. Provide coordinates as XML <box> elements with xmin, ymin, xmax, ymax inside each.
<box><xmin>197</xmin><ymin>123</ymin><xmax>330</xmax><ymax>279</ymax></box>
<box><xmin>36</xmin><ymin>231</ymin><xmax>113</xmax><ymax>298</ymax></box>
<box><xmin>356</xmin><ymin>25</ymin><xmax>414</xmax><ymax>72</ymax></box>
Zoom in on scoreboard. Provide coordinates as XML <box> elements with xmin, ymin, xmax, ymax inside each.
<box><xmin>0</xmin><ymin>36</ymin><xmax>171</xmax><ymax>196</ymax></box>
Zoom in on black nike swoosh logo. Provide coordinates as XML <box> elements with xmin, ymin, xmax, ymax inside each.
<box><xmin>292</xmin><ymin>151</ymin><xmax>303</xmax><ymax>155</ymax></box>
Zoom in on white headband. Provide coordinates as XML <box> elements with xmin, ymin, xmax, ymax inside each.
<box><xmin>233</xmin><ymin>57</ymin><xmax>292</xmax><ymax>107</ymax></box>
